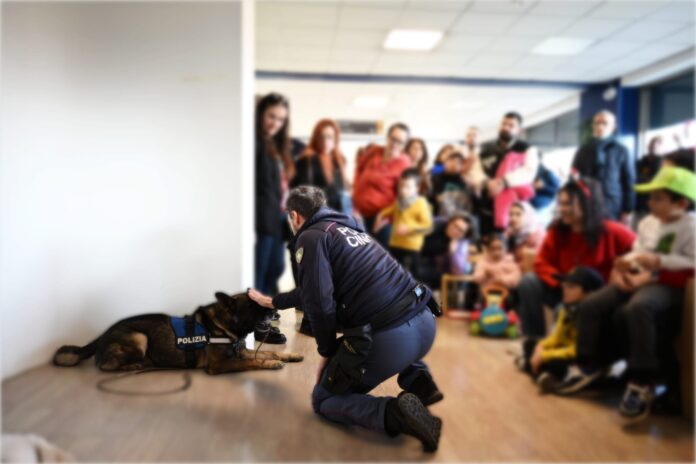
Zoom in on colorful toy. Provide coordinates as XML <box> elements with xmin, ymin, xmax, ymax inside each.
<box><xmin>469</xmin><ymin>285</ymin><xmax>519</xmax><ymax>339</ymax></box>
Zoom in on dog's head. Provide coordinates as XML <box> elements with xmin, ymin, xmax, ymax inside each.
<box><xmin>201</xmin><ymin>291</ymin><xmax>271</xmax><ymax>340</ymax></box>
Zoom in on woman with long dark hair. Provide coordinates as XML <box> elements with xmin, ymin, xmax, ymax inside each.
<box><xmin>517</xmin><ymin>176</ymin><xmax>636</xmax><ymax>337</ymax></box>
<box><xmin>292</xmin><ymin>119</ymin><xmax>349</xmax><ymax>211</ymax></box>
<box><xmin>254</xmin><ymin>92</ymin><xmax>295</xmax><ymax>344</ymax></box>
<box><xmin>405</xmin><ymin>138</ymin><xmax>429</xmax><ymax>194</ymax></box>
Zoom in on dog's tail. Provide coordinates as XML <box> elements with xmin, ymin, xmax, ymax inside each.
<box><xmin>53</xmin><ymin>338</ymin><xmax>99</xmax><ymax>367</ymax></box>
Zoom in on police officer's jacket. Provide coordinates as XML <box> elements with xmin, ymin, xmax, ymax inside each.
<box><xmin>273</xmin><ymin>207</ymin><xmax>429</xmax><ymax>358</ymax></box>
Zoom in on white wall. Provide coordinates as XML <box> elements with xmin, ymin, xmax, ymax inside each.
<box><xmin>0</xmin><ymin>1</ymin><xmax>255</xmax><ymax>379</ymax></box>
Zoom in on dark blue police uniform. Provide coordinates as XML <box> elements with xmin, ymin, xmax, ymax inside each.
<box><xmin>272</xmin><ymin>207</ymin><xmax>437</xmax><ymax>432</ymax></box>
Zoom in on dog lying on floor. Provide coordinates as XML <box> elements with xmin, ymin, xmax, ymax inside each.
<box><xmin>53</xmin><ymin>291</ymin><xmax>303</xmax><ymax>373</ymax></box>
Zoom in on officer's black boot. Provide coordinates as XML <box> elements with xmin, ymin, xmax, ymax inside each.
<box><xmin>298</xmin><ymin>315</ymin><xmax>314</xmax><ymax>337</ymax></box>
<box><xmin>406</xmin><ymin>370</ymin><xmax>444</xmax><ymax>406</ymax></box>
<box><xmin>384</xmin><ymin>393</ymin><xmax>442</xmax><ymax>453</ymax></box>
<box><xmin>254</xmin><ymin>321</ymin><xmax>287</xmax><ymax>344</ymax></box>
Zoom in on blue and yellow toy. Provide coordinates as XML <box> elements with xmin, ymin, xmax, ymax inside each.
<box><xmin>469</xmin><ymin>285</ymin><xmax>519</xmax><ymax>339</ymax></box>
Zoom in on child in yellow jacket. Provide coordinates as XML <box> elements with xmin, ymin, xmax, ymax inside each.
<box><xmin>516</xmin><ymin>266</ymin><xmax>605</xmax><ymax>393</ymax></box>
<box><xmin>374</xmin><ymin>168</ymin><xmax>433</xmax><ymax>278</ymax></box>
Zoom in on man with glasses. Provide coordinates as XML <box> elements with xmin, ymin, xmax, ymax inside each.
<box><xmin>353</xmin><ymin>122</ymin><xmax>413</xmax><ymax>246</ymax></box>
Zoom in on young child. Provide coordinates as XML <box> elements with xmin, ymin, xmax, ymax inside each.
<box><xmin>558</xmin><ymin>166</ymin><xmax>695</xmax><ymax>422</ymax></box>
<box><xmin>504</xmin><ymin>201</ymin><xmax>544</xmax><ymax>265</ymax></box>
<box><xmin>471</xmin><ymin>233</ymin><xmax>521</xmax><ymax>290</ymax></box>
<box><xmin>517</xmin><ymin>266</ymin><xmax>604</xmax><ymax>393</ymax></box>
<box><xmin>444</xmin><ymin>213</ymin><xmax>478</xmax><ymax>276</ymax></box>
<box><xmin>374</xmin><ymin>168</ymin><xmax>433</xmax><ymax>277</ymax></box>
<box><xmin>430</xmin><ymin>151</ymin><xmax>474</xmax><ymax>218</ymax></box>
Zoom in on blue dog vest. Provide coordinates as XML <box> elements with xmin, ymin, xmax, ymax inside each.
<box><xmin>170</xmin><ymin>316</ymin><xmax>209</xmax><ymax>351</ymax></box>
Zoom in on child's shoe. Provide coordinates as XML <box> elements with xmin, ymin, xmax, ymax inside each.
<box><xmin>555</xmin><ymin>364</ymin><xmax>606</xmax><ymax>395</ymax></box>
<box><xmin>536</xmin><ymin>372</ymin><xmax>560</xmax><ymax>394</ymax></box>
<box><xmin>619</xmin><ymin>382</ymin><xmax>654</xmax><ymax>423</ymax></box>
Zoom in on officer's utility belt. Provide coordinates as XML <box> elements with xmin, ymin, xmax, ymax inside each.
<box><xmin>322</xmin><ymin>284</ymin><xmax>441</xmax><ymax>394</ymax></box>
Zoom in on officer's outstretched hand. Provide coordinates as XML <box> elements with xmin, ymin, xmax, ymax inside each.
<box><xmin>247</xmin><ymin>288</ymin><xmax>274</xmax><ymax>309</ymax></box>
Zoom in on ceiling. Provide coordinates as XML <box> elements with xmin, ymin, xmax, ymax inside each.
<box><xmin>255</xmin><ymin>0</ymin><xmax>695</xmax><ymax>139</ymax></box>
<box><xmin>257</xmin><ymin>0</ymin><xmax>694</xmax><ymax>81</ymax></box>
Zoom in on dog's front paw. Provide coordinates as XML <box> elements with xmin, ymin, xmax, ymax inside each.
<box><xmin>284</xmin><ymin>353</ymin><xmax>304</xmax><ymax>362</ymax></box>
<box><xmin>264</xmin><ymin>360</ymin><xmax>285</xmax><ymax>370</ymax></box>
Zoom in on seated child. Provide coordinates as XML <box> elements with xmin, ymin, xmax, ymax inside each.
<box><xmin>559</xmin><ymin>166</ymin><xmax>695</xmax><ymax>423</ymax></box>
<box><xmin>374</xmin><ymin>168</ymin><xmax>433</xmax><ymax>277</ymax></box>
<box><xmin>504</xmin><ymin>201</ymin><xmax>544</xmax><ymax>265</ymax></box>
<box><xmin>446</xmin><ymin>213</ymin><xmax>478</xmax><ymax>276</ymax></box>
<box><xmin>516</xmin><ymin>266</ymin><xmax>604</xmax><ymax>393</ymax></box>
<box><xmin>471</xmin><ymin>233</ymin><xmax>521</xmax><ymax>290</ymax></box>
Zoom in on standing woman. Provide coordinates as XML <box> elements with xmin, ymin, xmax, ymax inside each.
<box><xmin>254</xmin><ymin>93</ymin><xmax>295</xmax><ymax>343</ymax></box>
<box><xmin>292</xmin><ymin>119</ymin><xmax>349</xmax><ymax>212</ymax></box>
<box><xmin>405</xmin><ymin>138</ymin><xmax>430</xmax><ymax>195</ymax></box>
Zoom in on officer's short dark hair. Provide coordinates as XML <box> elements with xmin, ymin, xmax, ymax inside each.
<box><xmin>286</xmin><ymin>186</ymin><xmax>327</xmax><ymax>218</ymax></box>
<box><xmin>503</xmin><ymin>111</ymin><xmax>523</xmax><ymax>126</ymax></box>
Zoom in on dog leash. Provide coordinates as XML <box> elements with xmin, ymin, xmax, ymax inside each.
<box><xmin>96</xmin><ymin>368</ymin><xmax>192</xmax><ymax>396</ymax></box>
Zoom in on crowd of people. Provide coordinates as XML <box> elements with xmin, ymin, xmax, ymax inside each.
<box><xmin>253</xmin><ymin>91</ymin><xmax>695</xmax><ymax>424</ymax></box>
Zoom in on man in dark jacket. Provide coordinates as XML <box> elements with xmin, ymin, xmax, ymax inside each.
<box><xmin>572</xmin><ymin>110</ymin><xmax>635</xmax><ymax>223</ymax></box>
<box><xmin>248</xmin><ymin>186</ymin><xmax>443</xmax><ymax>452</ymax></box>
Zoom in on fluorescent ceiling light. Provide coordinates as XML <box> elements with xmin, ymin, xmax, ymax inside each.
<box><xmin>532</xmin><ymin>37</ymin><xmax>594</xmax><ymax>56</ymax></box>
<box><xmin>353</xmin><ymin>96</ymin><xmax>389</xmax><ymax>109</ymax></box>
<box><xmin>383</xmin><ymin>29</ymin><xmax>444</xmax><ymax>51</ymax></box>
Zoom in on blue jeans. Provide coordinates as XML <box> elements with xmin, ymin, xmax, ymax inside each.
<box><xmin>311</xmin><ymin>308</ymin><xmax>437</xmax><ymax>433</ymax></box>
<box><xmin>255</xmin><ymin>235</ymin><xmax>285</xmax><ymax>296</ymax></box>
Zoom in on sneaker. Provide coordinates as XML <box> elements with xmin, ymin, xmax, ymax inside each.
<box><xmin>514</xmin><ymin>355</ymin><xmax>526</xmax><ymax>372</ymax></box>
<box><xmin>254</xmin><ymin>324</ymin><xmax>287</xmax><ymax>344</ymax></box>
<box><xmin>298</xmin><ymin>316</ymin><xmax>314</xmax><ymax>337</ymax></box>
<box><xmin>269</xmin><ymin>311</ymin><xmax>280</xmax><ymax>322</ymax></box>
<box><xmin>537</xmin><ymin>372</ymin><xmax>560</xmax><ymax>394</ymax></box>
<box><xmin>619</xmin><ymin>382</ymin><xmax>655</xmax><ymax>423</ymax></box>
<box><xmin>405</xmin><ymin>370</ymin><xmax>444</xmax><ymax>406</ymax></box>
<box><xmin>555</xmin><ymin>365</ymin><xmax>605</xmax><ymax>395</ymax></box>
<box><xmin>385</xmin><ymin>393</ymin><xmax>442</xmax><ymax>452</ymax></box>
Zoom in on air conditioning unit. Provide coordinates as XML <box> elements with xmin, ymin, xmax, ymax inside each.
<box><xmin>336</xmin><ymin>120</ymin><xmax>383</xmax><ymax>135</ymax></box>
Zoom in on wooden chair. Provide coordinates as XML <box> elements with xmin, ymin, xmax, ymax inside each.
<box><xmin>441</xmin><ymin>274</ymin><xmax>474</xmax><ymax>319</ymax></box>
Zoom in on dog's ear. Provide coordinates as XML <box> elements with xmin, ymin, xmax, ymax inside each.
<box><xmin>214</xmin><ymin>292</ymin><xmax>236</xmax><ymax>308</ymax></box>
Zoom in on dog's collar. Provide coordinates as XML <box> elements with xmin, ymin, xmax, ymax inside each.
<box><xmin>196</xmin><ymin>306</ymin><xmax>240</xmax><ymax>344</ymax></box>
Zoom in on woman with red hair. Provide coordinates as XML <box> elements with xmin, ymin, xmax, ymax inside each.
<box><xmin>292</xmin><ymin>119</ymin><xmax>349</xmax><ymax>211</ymax></box>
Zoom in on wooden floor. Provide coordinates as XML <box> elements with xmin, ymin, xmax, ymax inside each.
<box><xmin>3</xmin><ymin>311</ymin><xmax>694</xmax><ymax>462</ymax></box>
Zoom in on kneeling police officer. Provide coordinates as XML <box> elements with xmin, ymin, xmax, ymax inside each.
<box><xmin>248</xmin><ymin>186</ymin><xmax>444</xmax><ymax>452</ymax></box>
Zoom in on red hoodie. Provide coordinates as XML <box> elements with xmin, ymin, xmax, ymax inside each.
<box><xmin>353</xmin><ymin>145</ymin><xmax>412</xmax><ymax>217</ymax></box>
<box><xmin>534</xmin><ymin>220</ymin><xmax>636</xmax><ymax>287</ymax></box>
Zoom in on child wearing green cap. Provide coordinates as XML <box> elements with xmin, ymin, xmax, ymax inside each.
<box><xmin>555</xmin><ymin>166</ymin><xmax>695</xmax><ymax>423</ymax></box>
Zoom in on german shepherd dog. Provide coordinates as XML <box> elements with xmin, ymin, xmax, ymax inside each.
<box><xmin>53</xmin><ymin>292</ymin><xmax>303</xmax><ymax>373</ymax></box>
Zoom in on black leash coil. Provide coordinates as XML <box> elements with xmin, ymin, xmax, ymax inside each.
<box><xmin>96</xmin><ymin>368</ymin><xmax>192</xmax><ymax>396</ymax></box>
